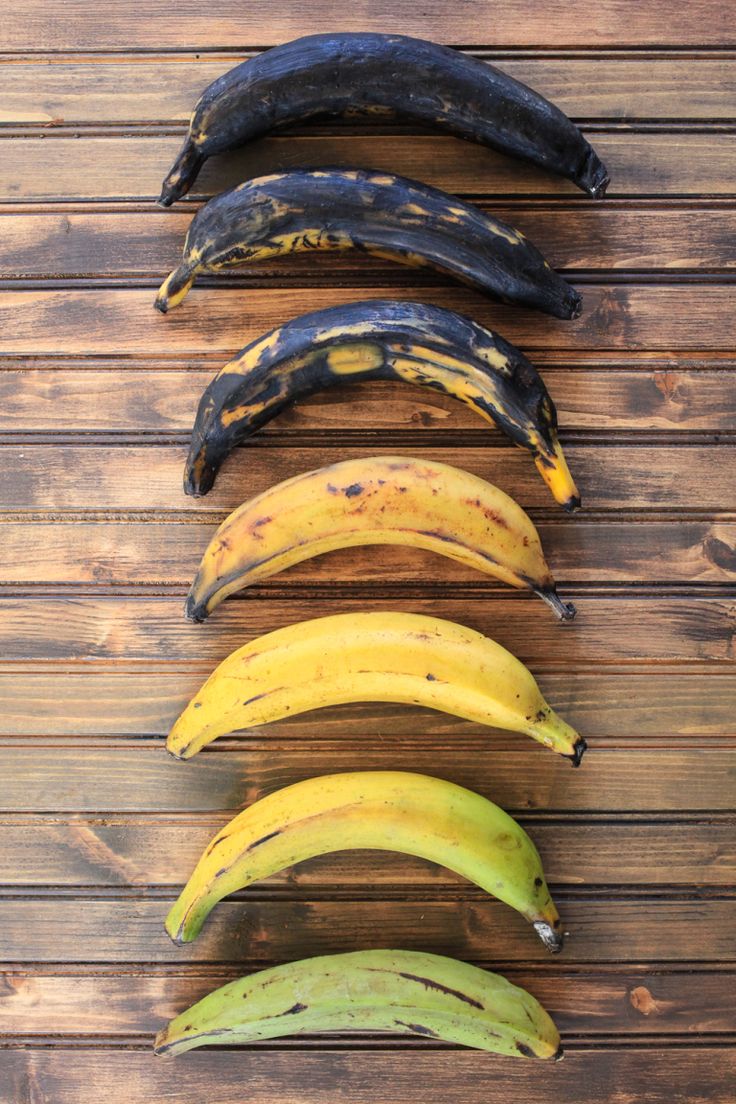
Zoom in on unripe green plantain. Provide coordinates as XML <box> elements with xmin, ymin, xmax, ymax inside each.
<box><xmin>154</xmin><ymin>949</ymin><xmax>562</xmax><ymax>1058</ymax></box>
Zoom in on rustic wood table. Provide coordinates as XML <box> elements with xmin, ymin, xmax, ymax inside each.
<box><xmin>1</xmin><ymin>3</ymin><xmax>735</xmax><ymax>1101</ymax></box>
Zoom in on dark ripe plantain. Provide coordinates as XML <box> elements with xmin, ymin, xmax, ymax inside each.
<box><xmin>159</xmin><ymin>32</ymin><xmax>609</xmax><ymax>206</ymax></box>
<box><xmin>184</xmin><ymin>299</ymin><xmax>580</xmax><ymax>511</ymax></box>
<box><xmin>154</xmin><ymin>168</ymin><xmax>581</xmax><ymax>317</ymax></box>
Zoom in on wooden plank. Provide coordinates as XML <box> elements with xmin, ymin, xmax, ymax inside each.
<box><xmin>3</xmin><ymin>1048</ymin><xmax>735</xmax><ymax>1104</ymax></box>
<box><xmin>1</xmin><ymin>518</ymin><xmax>734</xmax><ymax>586</ymax></box>
<box><xmin>0</xmin><ymin>595</ymin><xmax>733</xmax><ymax>664</ymax></box>
<box><xmin>5</xmin><ymin>0</ymin><xmax>735</xmax><ymax>49</ymax></box>
<box><xmin>5</xmin><ymin>207</ymin><xmax>736</xmax><ymax>276</ymax></box>
<box><xmin>3</xmin><ymin>133</ymin><xmax>736</xmax><ymax>202</ymax></box>
<box><xmin>1</xmin><ymin>897</ymin><xmax>734</xmax><ymax>964</ymax></box>
<box><xmin>0</xmin><ymin>444</ymin><xmax>733</xmax><ymax>513</ymax></box>
<box><xmin>4</xmin><ymin>57</ymin><xmax>736</xmax><ymax>124</ymax></box>
<box><xmin>1</xmin><ymin>671</ymin><xmax>731</xmax><ymax>740</ymax></box>
<box><xmin>0</xmin><ymin>748</ymin><xmax>732</xmax><ymax>814</ymax></box>
<box><xmin>2</xmin><ymin>970</ymin><xmax>733</xmax><ymax>1036</ymax></box>
<box><xmin>3</xmin><ymin>286</ymin><xmax>735</xmax><ymax>355</ymax></box>
<box><xmin>2</xmin><ymin>821</ymin><xmax>734</xmax><ymax>886</ymax></box>
<box><xmin>2</xmin><ymin>368</ymin><xmax>736</xmax><ymax>435</ymax></box>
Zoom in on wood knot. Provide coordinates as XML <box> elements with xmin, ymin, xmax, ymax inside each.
<box><xmin>629</xmin><ymin>985</ymin><xmax>659</xmax><ymax>1016</ymax></box>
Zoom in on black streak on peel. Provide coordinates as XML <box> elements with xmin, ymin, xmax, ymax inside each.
<box><xmin>277</xmin><ymin>1002</ymin><xmax>308</xmax><ymax>1016</ymax></box>
<box><xmin>397</xmin><ymin>972</ymin><xmax>484</xmax><ymax>1010</ymax></box>
<box><xmin>394</xmin><ymin>1020</ymin><xmax>440</xmax><ymax>1037</ymax></box>
<box><xmin>246</xmin><ymin>828</ymin><xmax>283</xmax><ymax>852</ymax></box>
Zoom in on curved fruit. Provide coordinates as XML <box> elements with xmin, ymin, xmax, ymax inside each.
<box><xmin>184</xmin><ymin>299</ymin><xmax>579</xmax><ymax>508</ymax></box>
<box><xmin>154</xmin><ymin>168</ymin><xmax>581</xmax><ymax>318</ymax></box>
<box><xmin>185</xmin><ymin>455</ymin><xmax>576</xmax><ymax>623</ymax></box>
<box><xmin>154</xmin><ymin>948</ymin><xmax>562</xmax><ymax>1058</ymax></box>
<box><xmin>166</xmin><ymin>610</ymin><xmax>585</xmax><ymax>763</ymax></box>
<box><xmin>159</xmin><ymin>31</ymin><xmax>608</xmax><ymax>205</ymax></box>
<box><xmin>164</xmin><ymin>771</ymin><xmax>564</xmax><ymax>950</ymax></box>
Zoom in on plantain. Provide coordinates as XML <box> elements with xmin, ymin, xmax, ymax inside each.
<box><xmin>166</xmin><ymin>610</ymin><xmax>585</xmax><ymax>763</ymax></box>
<box><xmin>154</xmin><ymin>168</ymin><xmax>581</xmax><ymax>318</ymax></box>
<box><xmin>154</xmin><ymin>949</ymin><xmax>562</xmax><ymax>1058</ymax></box>
<box><xmin>159</xmin><ymin>32</ymin><xmax>608</xmax><ymax>206</ymax></box>
<box><xmin>163</xmin><ymin>771</ymin><xmax>564</xmax><ymax>950</ymax></box>
<box><xmin>185</xmin><ymin>455</ymin><xmax>576</xmax><ymax>622</ymax></box>
<box><xmin>185</xmin><ymin>299</ymin><xmax>580</xmax><ymax>508</ymax></box>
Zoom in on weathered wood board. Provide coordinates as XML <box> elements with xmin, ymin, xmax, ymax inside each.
<box><xmin>1</xmin><ymin>3</ymin><xmax>735</xmax><ymax>1101</ymax></box>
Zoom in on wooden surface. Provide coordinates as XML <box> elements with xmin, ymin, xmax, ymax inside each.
<box><xmin>1</xmin><ymin>3</ymin><xmax>736</xmax><ymax>1101</ymax></box>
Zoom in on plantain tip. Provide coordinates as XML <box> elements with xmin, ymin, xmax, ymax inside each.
<box><xmin>578</xmin><ymin>146</ymin><xmax>610</xmax><ymax>200</ymax></box>
<box><xmin>533</xmin><ymin>920</ymin><xmax>564</xmax><ymax>954</ymax></box>
<box><xmin>153</xmin><ymin>1029</ymin><xmax>172</xmax><ymax>1056</ymax></box>
<box><xmin>184</xmin><ymin>593</ymin><xmax>208</xmax><ymax>624</ymax></box>
<box><xmin>553</xmin><ymin>1044</ymin><xmax>565</xmax><ymax>1062</ymax></box>
<box><xmin>536</xmin><ymin>587</ymin><xmax>576</xmax><ymax>623</ymax></box>
<box><xmin>568</xmin><ymin>737</ymin><xmax>587</xmax><ymax>768</ymax></box>
<box><xmin>567</xmin><ymin>291</ymin><xmax>583</xmax><ymax>320</ymax></box>
<box><xmin>562</xmin><ymin>493</ymin><xmax>582</xmax><ymax>513</ymax></box>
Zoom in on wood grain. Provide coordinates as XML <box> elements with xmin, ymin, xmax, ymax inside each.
<box><xmin>2</xmin><ymin>518</ymin><xmax>735</xmax><ymax>586</ymax></box>
<box><xmin>3</xmin><ymin>286</ymin><xmax>736</xmax><ymax>356</ymax></box>
<box><xmin>1</xmin><ymin>595</ymin><xmax>734</xmax><ymax>665</ymax></box>
<box><xmin>0</xmin><ymin>444</ymin><xmax>733</xmax><ymax>513</ymax></box>
<box><xmin>4</xmin><ymin>132</ymin><xmax>736</xmax><ymax>201</ymax></box>
<box><xmin>2</xmin><ymin>820</ymin><xmax>734</xmax><ymax>886</ymax></box>
<box><xmin>3</xmin><ymin>4</ymin><xmax>736</xmax><ymax>1095</ymax></box>
<box><xmin>5</xmin><ymin>0</ymin><xmax>736</xmax><ymax>48</ymax></box>
<box><xmin>2</xmin><ymin>897</ymin><xmax>735</xmax><ymax>964</ymax></box>
<box><xmin>5</xmin><ymin>207</ymin><xmax>736</xmax><ymax>276</ymax></box>
<box><xmin>4</xmin><ymin>1048</ymin><xmax>736</xmax><ymax>1104</ymax></box>
<box><xmin>1</xmin><ymin>672</ymin><xmax>731</xmax><ymax>739</ymax></box>
<box><xmin>2</xmin><ymin>368</ymin><xmax>736</xmax><ymax>434</ymax></box>
<box><xmin>1</xmin><ymin>748</ymin><xmax>734</xmax><ymax>813</ymax></box>
<box><xmin>2</xmin><ymin>970</ymin><xmax>734</xmax><ymax>1036</ymax></box>
<box><xmin>3</xmin><ymin>56</ymin><xmax>736</xmax><ymax>124</ymax></box>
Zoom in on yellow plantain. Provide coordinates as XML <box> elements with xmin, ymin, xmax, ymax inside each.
<box><xmin>164</xmin><ymin>771</ymin><xmax>564</xmax><ymax>950</ymax></box>
<box><xmin>186</xmin><ymin>455</ymin><xmax>575</xmax><ymax>623</ymax></box>
<box><xmin>167</xmin><ymin>610</ymin><xmax>584</xmax><ymax>763</ymax></box>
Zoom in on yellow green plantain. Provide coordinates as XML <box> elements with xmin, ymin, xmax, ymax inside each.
<box><xmin>167</xmin><ymin>611</ymin><xmax>585</xmax><ymax>763</ymax></box>
<box><xmin>185</xmin><ymin>299</ymin><xmax>580</xmax><ymax>508</ymax></box>
<box><xmin>164</xmin><ymin>771</ymin><xmax>564</xmax><ymax>950</ymax></box>
<box><xmin>154</xmin><ymin>169</ymin><xmax>581</xmax><ymax>318</ymax></box>
<box><xmin>154</xmin><ymin>949</ymin><xmax>562</xmax><ymax>1058</ymax></box>
<box><xmin>186</xmin><ymin>455</ymin><xmax>575</xmax><ymax>622</ymax></box>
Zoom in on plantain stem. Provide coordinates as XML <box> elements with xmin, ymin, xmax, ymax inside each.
<box><xmin>535</xmin><ymin>588</ymin><xmax>576</xmax><ymax>622</ymax></box>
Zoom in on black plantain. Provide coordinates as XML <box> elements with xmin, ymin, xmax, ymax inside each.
<box><xmin>154</xmin><ymin>168</ymin><xmax>581</xmax><ymax>318</ymax></box>
<box><xmin>159</xmin><ymin>32</ymin><xmax>609</xmax><ymax>205</ymax></box>
<box><xmin>184</xmin><ymin>298</ymin><xmax>580</xmax><ymax>510</ymax></box>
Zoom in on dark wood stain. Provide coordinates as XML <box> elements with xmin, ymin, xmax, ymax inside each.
<box><xmin>1</xmin><ymin>4</ymin><xmax>735</xmax><ymax>1101</ymax></box>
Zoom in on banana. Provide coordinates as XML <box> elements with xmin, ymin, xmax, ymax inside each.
<box><xmin>184</xmin><ymin>299</ymin><xmax>580</xmax><ymax>508</ymax></box>
<box><xmin>154</xmin><ymin>168</ymin><xmax>581</xmax><ymax>318</ymax></box>
<box><xmin>154</xmin><ymin>948</ymin><xmax>562</xmax><ymax>1058</ymax></box>
<box><xmin>159</xmin><ymin>31</ymin><xmax>608</xmax><ymax>206</ymax></box>
<box><xmin>166</xmin><ymin>611</ymin><xmax>585</xmax><ymax>763</ymax></box>
<box><xmin>186</xmin><ymin>455</ymin><xmax>576</xmax><ymax>623</ymax></box>
<box><xmin>164</xmin><ymin>771</ymin><xmax>564</xmax><ymax>950</ymax></box>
